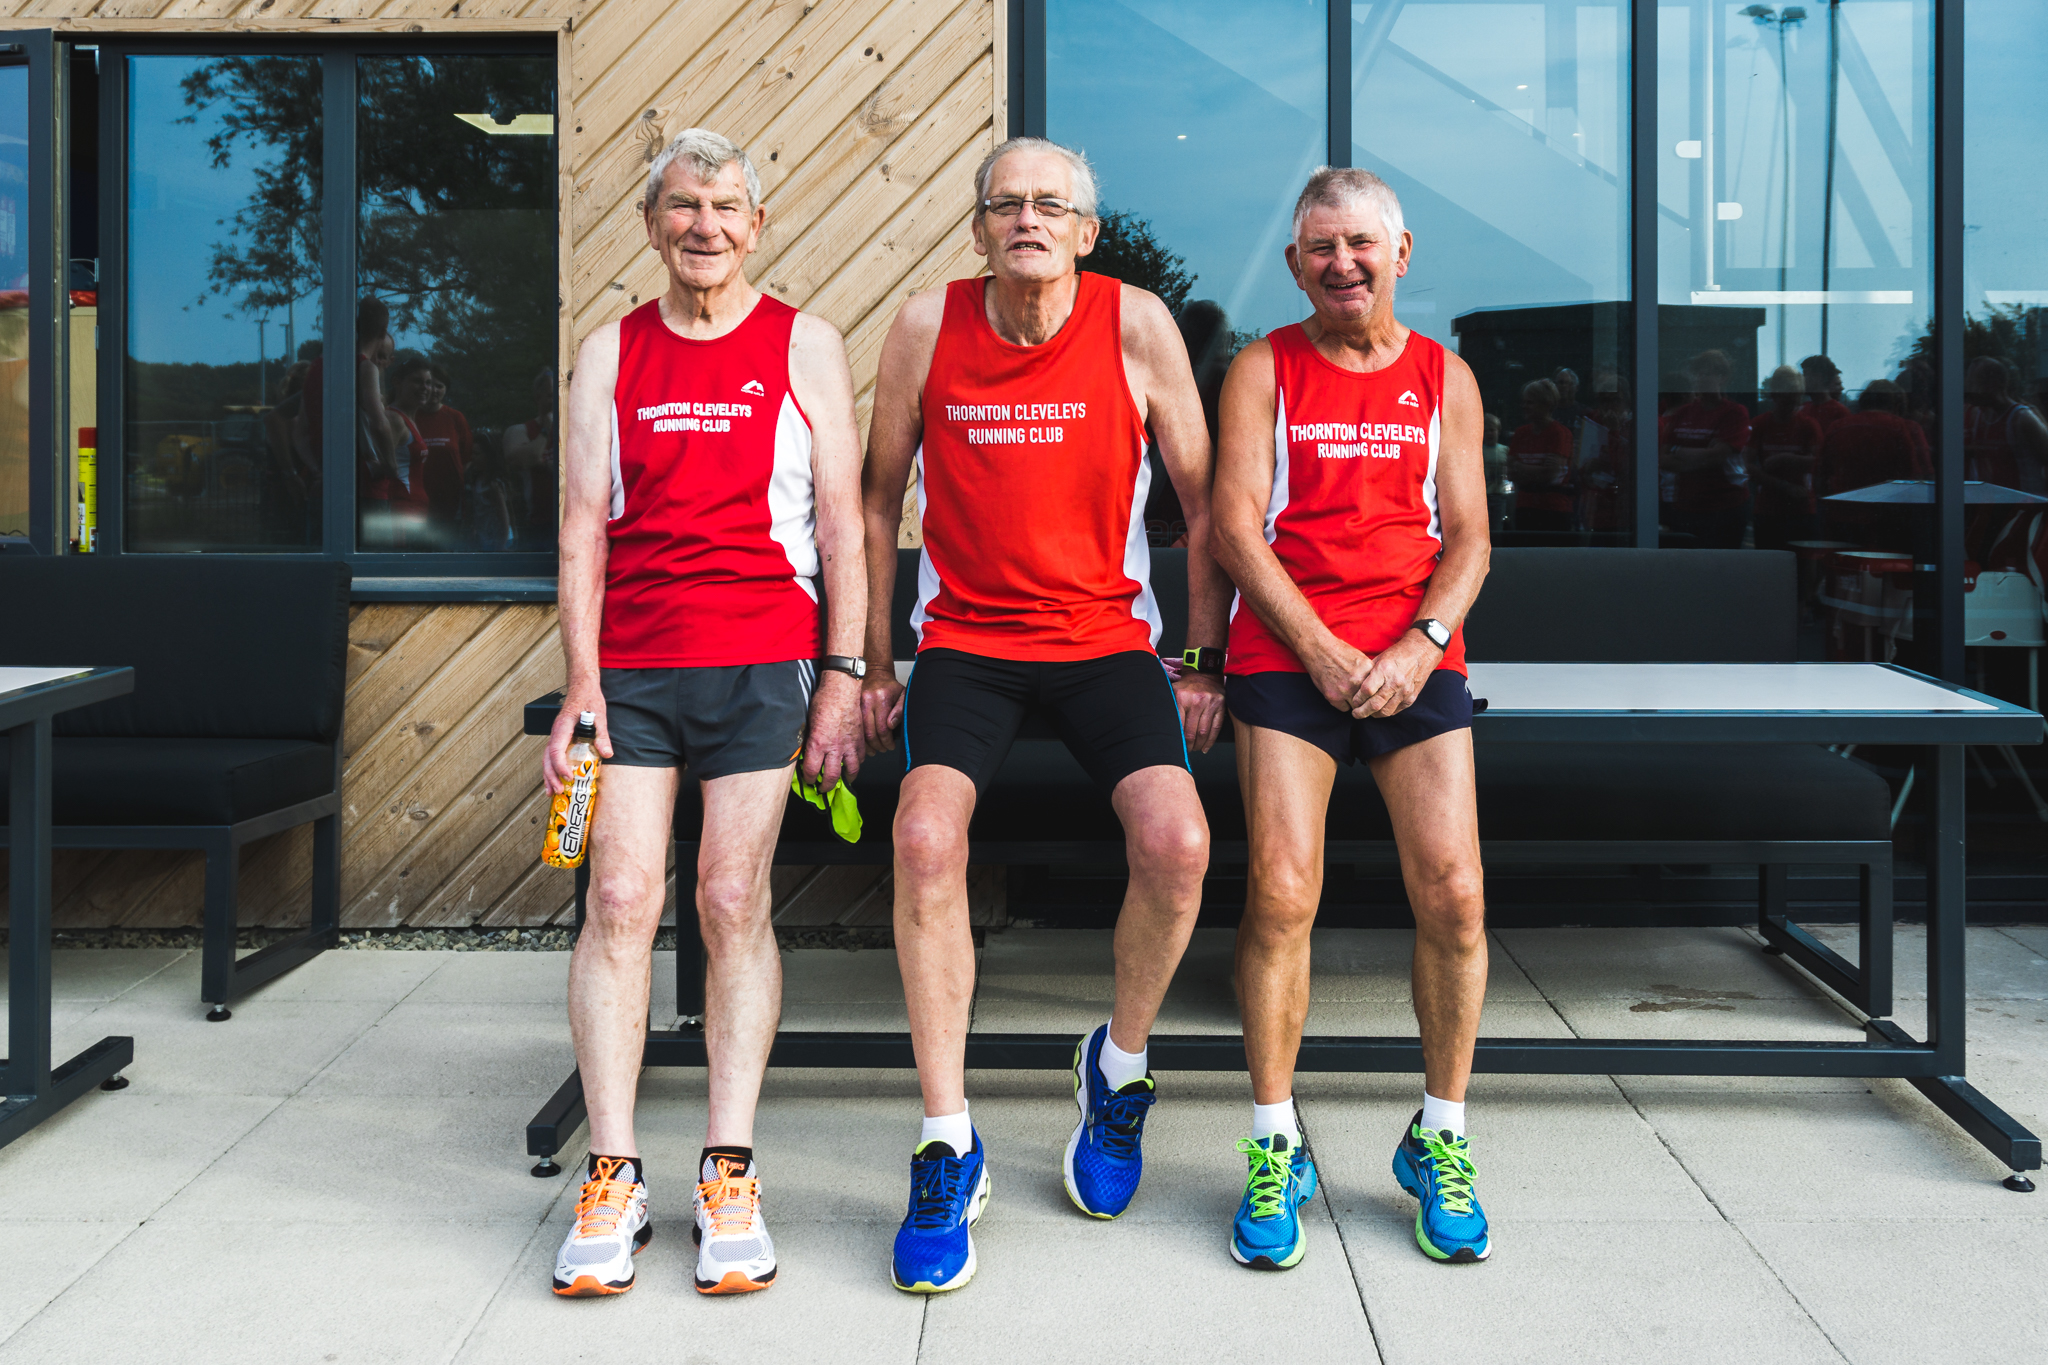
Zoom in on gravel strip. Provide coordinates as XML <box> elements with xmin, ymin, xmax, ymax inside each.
<box><xmin>15</xmin><ymin>925</ymin><xmax>903</xmax><ymax>952</ymax></box>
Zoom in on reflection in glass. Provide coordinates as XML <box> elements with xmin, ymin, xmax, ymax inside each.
<box><xmin>1048</xmin><ymin>0</ymin><xmax>1326</xmax><ymax>341</ymax></box>
<box><xmin>0</xmin><ymin>62</ymin><xmax>29</xmax><ymax>546</ymax></box>
<box><xmin>357</xmin><ymin>54</ymin><xmax>557</xmax><ymax>553</ymax></box>
<box><xmin>1659</xmin><ymin>1</ymin><xmax>1931</xmax><ymax>669</ymax></box>
<box><xmin>1353</xmin><ymin>0</ymin><xmax>1631</xmax><ymax>543</ymax></box>
<box><xmin>125</xmin><ymin>55</ymin><xmax>323</xmax><ymax>551</ymax></box>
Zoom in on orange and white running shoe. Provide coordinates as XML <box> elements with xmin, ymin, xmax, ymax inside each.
<box><xmin>552</xmin><ymin>1156</ymin><xmax>651</xmax><ymax>1296</ymax></box>
<box><xmin>693</xmin><ymin>1155</ymin><xmax>777</xmax><ymax>1293</ymax></box>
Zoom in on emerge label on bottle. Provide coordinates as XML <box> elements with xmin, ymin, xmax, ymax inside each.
<box><xmin>558</xmin><ymin>766</ymin><xmax>595</xmax><ymax>859</ymax></box>
<box><xmin>542</xmin><ymin>753</ymin><xmax>602</xmax><ymax>870</ymax></box>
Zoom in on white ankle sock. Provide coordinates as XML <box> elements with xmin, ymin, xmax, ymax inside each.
<box><xmin>1420</xmin><ymin>1092</ymin><xmax>1465</xmax><ymax>1138</ymax></box>
<box><xmin>1096</xmin><ymin>1025</ymin><xmax>1149</xmax><ymax>1091</ymax></box>
<box><xmin>918</xmin><ymin>1106</ymin><xmax>972</xmax><ymax>1155</ymax></box>
<box><xmin>1251</xmin><ymin>1099</ymin><xmax>1301</xmax><ymax>1147</ymax></box>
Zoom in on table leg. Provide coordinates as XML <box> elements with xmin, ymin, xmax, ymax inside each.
<box><xmin>1866</xmin><ymin>743</ymin><xmax>2040</xmax><ymax>1187</ymax></box>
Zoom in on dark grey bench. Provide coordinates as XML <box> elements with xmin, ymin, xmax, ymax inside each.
<box><xmin>0</xmin><ymin>560</ymin><xmax>349</xmax><ymax>1019</ymax></box>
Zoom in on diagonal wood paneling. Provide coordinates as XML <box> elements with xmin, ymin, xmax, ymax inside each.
<box><xmin>39</xmin><ymin>0</ymin><xmax>1000</xmax><ymax>929</ymax></box>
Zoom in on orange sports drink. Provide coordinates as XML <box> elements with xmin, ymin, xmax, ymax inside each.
<box><xmin>542</xmin><ymin>711</ymin><xmax>601</xmax><ymax>869</ymax></box>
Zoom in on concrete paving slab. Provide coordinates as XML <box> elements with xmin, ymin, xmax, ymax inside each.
<box><xmin>1309</xmin><ymin>929</ymin><xmax>1545</xmax><ymax>1002</ymax></box>
<box><xmin>1304</xmin><ymin>1074</ymin><xmax>1716</xmax><ymax>1223</ymax></box>
<box><xmin>1496</xmin><ymin>926</ymin><xmax>1833</xmax><ymax>1001</ymax></box>
<box><xmin>0</xmin><ymin>949</ymin><xmax>189</xmax><ymax>1002</ymax></box>
<box><xmin>0</xmin><ymin>1218</ymin><xmax>524</xmax><ymax>1365</ymax></box>
<box><xmin>455</xmin><ymin>1217</ymin><xmax>924</xmax><ymax>1365</ymax></box>
<box><xmin>0</xmin><ymin>1093</ymin><xmax>278</xmax><ymax>1223</ymax></box>
<box><xmin>300</xmin><ymin>1002</ymin><xmax>575</xmax><ymax>1099</ymax></box>
<box><xmin>196</xmin><ymin>948</ymin><xmax>450</xmax><ymax>1005</ymax></box>
<box><xmin>0</xmin><ymin>1218</ymin><xmax>132</xmax><ymax>1345</ymax></box>
<box><xmin>780</xmin><ymin>1001</ymin><xmax>913</xmax><ymax>1032</ymax></box>
<box><xmin>44</xmin><ymin>997</ymin><xmax>389</xmax><ymax>1097</ymax></box>
<box><xmin>2002</xmin><ymin>924</ymin><xmax>2048</xmax><ymax>957</ymax></box>
<box><xmin>780</xmin><ymin>947</ymin><xmax>910</xmax><ymax>1004</ymax></box>
<box><xmin>1795</xmin><ymin>922</ymin><xmax>2048</xmax><ymax>1001</ymax></box>
<box><xmin>1546</xmin><ymin>989</ymin><xmax>1866</xmax><ymax>1043</ymax></box>
<box><xmin>1339</xmin><ymin>1217</ymin><xmax>1842</xmax><ymax>1365</ymax></box>
<box><xmin>1618</xmin><ymin>1084</ymin><xmax>2033</xmax><ymax>1214</ymax></box>
<box><xmin>920</xmin><ymin>1219</ymin><xmax>1377</xmax><ymax>1365</ymax></box>
<box><xmin>403</xmin><ymin>951</ymin><xmax>563</xmax><ymax>1004</ymax></box>
<box><xmin>153</xmin><ymin>1094</ymin><xmax>572</xmax><ymax>1225</ymax></box>
<box><xmin>1741</xmin><ymin>1218</ymin><xmax>2048</xmax><ymax>1365</ymax></box>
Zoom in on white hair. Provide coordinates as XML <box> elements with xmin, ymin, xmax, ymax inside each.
<box><xmin>1292</xmin><ymin>166</ymin><xmax>1406</xmax><ymax>245</ymax></box>
<box><xmin>643</xmin><ymin>128</ymin><xmax>762</xmax><ymax>210</ymax></box>
<box><xmin>973</xmin><ymin>136</ymin><xmax>1099</xmax><ymax>218</ymax></box>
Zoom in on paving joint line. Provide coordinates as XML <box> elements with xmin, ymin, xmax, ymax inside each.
<box><xmin>1299</xmin><ymin>1100</ymin><xmax>1389</xmax><ymax>1364</ymax></box>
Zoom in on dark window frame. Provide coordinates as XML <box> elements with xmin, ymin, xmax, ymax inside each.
<box><xmin>1021</xmin><ymin>0</ymin><xmax>1970</xmax><ymax>681</ymax></box>
<box><xmin>92</xmin><ymin>33</ymin><xmax>559</xmax><ymax>596</ymax></box>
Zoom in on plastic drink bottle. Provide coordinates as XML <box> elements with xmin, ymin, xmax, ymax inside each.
<box><xmin>542</xmin><ymin>711</ymin><xmax>601</xmax><ymax>869</ymax></box>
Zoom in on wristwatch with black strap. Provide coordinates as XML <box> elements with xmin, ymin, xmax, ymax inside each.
<box><xmin>1411</xmin><ymin>618</ymin><xmax>1451</xmax><ymax>651</ymax></box>
<box><xmin>820</xmin><ymin>654</ymin><xmax>867</xmax><ymax>680</ymax></box>
<box><xmin>1180</xmin><ymin>646</ymin><xmax>1225</xmax><ymax>676</ymax></box>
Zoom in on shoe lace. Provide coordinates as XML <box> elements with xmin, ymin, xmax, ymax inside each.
<box><xmin>907</xmin><ymin>1152</ymin><xmax>970</xmax><ymax>1230</ymax></box>
<box><xmin>1236</xmin><ymin>1139</ymin><xmax>1291</xmax><ymax>1220</ymax></box>
<box><xmin>1421</xmin><ymin>1131</ymin><xmax>1479</xmax><ymax>1217</ymax></box>
<box><xmin>1092</xmin><ymin>1086</ymin><xmax>1157</xmax><ymax>1160</ymax></box>
<box><xmin>574</xmin><ymin>1156</ymin><xmax>638</xmax><ymax>1240</ymax></box>
<box><xmin>696</xmin><ymin>1157</ymin><xmax>761</xmax><ymax>1238</ymax></box>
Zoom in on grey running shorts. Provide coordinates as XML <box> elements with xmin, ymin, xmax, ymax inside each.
<box><xmin>599</xmin><ymin>661</ymin><xmax>815</xmax><ymax>781</ymax></box>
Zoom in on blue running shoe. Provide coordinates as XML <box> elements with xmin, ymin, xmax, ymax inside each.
<box><xmin>1229</xmin><ymin>1134</ymin><xmax>1318</xmax><ymax>1271</ymax></box>
<box><xmin>1391</xmin><ymin>1111</ymin><xmax>1491</xmax><ymax>1262</ymax></box>
<box><xmin>891</xmin><ymin>1132</ymin><xmax>991</xmax><ymax>1293</ymax></box>
<box><xmin>1063</xmin><ymin>1024</ymin><xmax>1157</xmax><ymax>1218</ymax></box>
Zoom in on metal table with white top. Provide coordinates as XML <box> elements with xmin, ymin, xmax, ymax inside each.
<box><xmin>525</xmin><ymin>662</ymin><xmax>2047</xmax><ymax>1186</ymax></box>
<box><xmin>2</xmin><ymin>665</ymin><xmax>136</xmax><ymax>1150</ymax></box>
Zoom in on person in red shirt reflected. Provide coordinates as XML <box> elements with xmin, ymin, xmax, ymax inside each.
<box><xmin>1658</xmin><ymin>348</ymin><xmax>1752</xmax><ymax>547</ymax></box>
<box><xmin>1963</xmin><ymin>356</ymin><xmax>2048</xmax><ymax>492</ymax></box>
<box><xmin>390</xmin><ymin>356</ymin><xmax>474</xmax><ymax>545</ymax></box>
<box><xmin>1576</xmin><ymin>372</ymin><xmax>1633</xmax><ymax>533</ymax></box>
<box><xmin>1749</xmin><ymin>365</ymin><xmax>1824</xmax><ymax>551</ymax></box>
<box><xmin>1506</xmin><ymin>377</ymin><xmax>1576</xmax><ymax>533</ymax></box>
<box><xmin>1799</xmin><ymin>354</ymin><xmax>1851</xmax><ymax>435</ymax></box>
<box><xmin>1815</xmin><ymin>379</ymin><xmax>1931</xmax><ymax>548</ymax></box>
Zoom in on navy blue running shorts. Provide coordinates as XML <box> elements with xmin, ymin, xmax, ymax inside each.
<box><xmin>1225</xmin><ymin>668</ymin><xmax>1475</xmax><ymax>765</ymax></box>
<box><xmin>599</xmin><ymin>661</ymin><xmax>814</xmax><ymax>781</ymax></box>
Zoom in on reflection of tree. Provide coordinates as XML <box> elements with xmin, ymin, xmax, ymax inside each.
<box><xmin>1899</xmin><ymin>306</ymin><xmax>2039</xmax><ymax>384</ymax></box>
<box><xmin>1086</xmin><ymin>208</ymin><xmax>1196</xmax><ymax>315</ymax></box>
<box><xmin>184</xmin><ymin>55</ymin><xmax>555</xmax><ymax>430</ymax></box>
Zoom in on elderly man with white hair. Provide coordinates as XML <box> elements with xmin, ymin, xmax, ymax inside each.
<box><xmin>543</xmin><ymin>128</ymin><xmax>867</xmax><ymax>1299</ymax></box>
<box><xmin>858</xmin><ymin>135</ymin><xmax>1229</xmax><ymax>1292</ymax></box>
<box><xmin>1211</xmin><ymin>167</ymin><xmax>1493</xmax><ymax>1270</ymax></box>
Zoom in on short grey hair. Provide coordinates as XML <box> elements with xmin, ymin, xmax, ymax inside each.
<box><xmin>973</xmin><ymin>136</ymin><xmax>1099</xmax><ymax>218</ymax></box>
<box><xmin>1291</xmin><ymin>166</ymin><xmax>1406</xmax><ymax>245</ymax></box>
<box><xmin>643</xmin><ymin>128</ymin><xmax>762</xmax><ymax>211</ymax></box>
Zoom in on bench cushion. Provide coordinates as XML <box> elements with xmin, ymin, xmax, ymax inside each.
<box><xmin>678</xmin><ymin>739</ymin><xmax>1890</xmax><ymax>851</ymax></box>
<box><xmin>0</xmin><ymin>738</ymin><xmax>336</xmax><ymax>826</ymax></box>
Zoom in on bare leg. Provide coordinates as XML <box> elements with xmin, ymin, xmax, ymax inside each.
<box><xmin>1369</xmin><ymin>729</ymin><xmax>1487</xmax><ymax>1102</ymax></box>
<box><xmin>570</xmin><ymin>764</ymin><xmax>679</xmax><ymax>1159</ymax></box>
<box><xmin>1233</xmin><ymin>724</ymin><xmax>1339</xmax><ymax>1104</ymax></box>
<box><xmin>698</xmin><ymin>764</ymin><xmax>797</xmax><ymax>1149</ymax></box>
<box><xmin>1106</xmin><ymin>765</ymin><xmax>1211</xmax><ymax>1052</ymax></box>
<box><xmin>891</xmin><ymin>765</ymin><xmax>980</xmax><ymax>1118</ymax></box>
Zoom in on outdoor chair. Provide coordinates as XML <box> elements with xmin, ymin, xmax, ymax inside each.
<box><xmin>0</xmin><ymin>559</ymin><xmax>350</xmax><ymax>1019</ymax></box>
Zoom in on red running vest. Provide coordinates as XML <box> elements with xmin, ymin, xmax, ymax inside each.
<box><xmin>599</xmin><ymin>296</ymin><xmax>822</xmax><ymax>668</ymax></box>
<box><xmin>1226</xmin><ymin>325</ymin><xmax>1466</xmax><ymax>677</ymax></box>
<box><xmin>914</xmin><ymin>273</ymin><xmax>1157</xmax><ymax>660</ymax></box>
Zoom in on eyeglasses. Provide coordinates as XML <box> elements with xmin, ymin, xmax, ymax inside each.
<box><xmin>980</xmin><ymin>196</ymin><xmax>1079</xmax><ymax>219</ymax></box>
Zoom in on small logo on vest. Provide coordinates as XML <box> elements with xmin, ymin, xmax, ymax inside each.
<box><xmin>1398</xmin><ymin>390</ymin><xmax>1420</xmax><ymax>408</ymax></box>
<box><xmin>741</xmin><ymin>379</ymin><xmax>766</xmax><ymax>396</ymax></box>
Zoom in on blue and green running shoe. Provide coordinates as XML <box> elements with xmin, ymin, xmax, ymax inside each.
<box><xmin>1391</xmin><ymin>1112</ymin><xmax>1491</xmax><ymax>1262</ymax></box>
<box><xmin>1062</xmin><ymin>1024</ymin><xmax>1157</xmax><ymax>1218</ymax></box>
<box><xmin>890</xmin><ymin>1132</ymin><xmax>991</xmax><ymax>1293</ymax></box>
<box><xmin>1229</xmin><ymin>1133</ymin><xmax>1318</xmax><ymax>1270</ymax></box>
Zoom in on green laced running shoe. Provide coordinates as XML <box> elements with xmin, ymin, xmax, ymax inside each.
<box><xmin>1391</xmin><ymin>1111</ymin><xmax>1490</xmax><ymax>1262</ymax></box>
<box><xmin>1229</xmin><ymin>1134</ymin><xmax>1318</xmax><ymax>1270</ymax></box>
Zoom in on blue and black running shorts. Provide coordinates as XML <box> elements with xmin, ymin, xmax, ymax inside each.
<box><xmin>1225</xmin><ymin>668</ymin><xmax>1475</xmax><ymax>765</ymax></box>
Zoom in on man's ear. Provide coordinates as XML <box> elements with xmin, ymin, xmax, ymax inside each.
<box><xmin>1284</xmin><ymin>243</ymin><xmax>1304</xmax><ymax>286</ymax></box>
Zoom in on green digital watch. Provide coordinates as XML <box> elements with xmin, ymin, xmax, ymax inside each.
<box><xmin>1181</xmin><ymin>646</ymin><xmax>1225</xmax><ymax>676</ymax></box>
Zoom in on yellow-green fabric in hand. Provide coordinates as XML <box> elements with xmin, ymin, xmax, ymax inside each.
<box><xmin>791</xmin><ymin>770</ymin><xmax>863</xmax><ymax>843</ymax></box>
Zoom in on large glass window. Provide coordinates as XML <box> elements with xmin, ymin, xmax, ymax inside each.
<box><xmin>0</xmin><ymin>58</ymin><xmax>30</xmax><ymax>548</ymax></box>
<box><xmin>124</xmin><ymin>55</ymin><xmax>323</xmax><ymax>552</ymax></box>
<box><xmin>1358</xmin><ymin>0</ymin><xmax>1632</xmax><ymax>543</ymax></box>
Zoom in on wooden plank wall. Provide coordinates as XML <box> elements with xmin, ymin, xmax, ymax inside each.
<box><xmin>35</xmin><ymin>0</ymin><xmax>1003</xmax><ymax>930</ymax></box>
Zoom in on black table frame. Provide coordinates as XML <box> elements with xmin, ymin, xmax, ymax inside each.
<box><xmin>3</xmin><ymin>667</ymin><xmax>136</xmax><ymax>1151</ymax></box>
<box><xmin>517</xmin><ymin>666</ymin><xmax>2045</xmax><ymax>1188</ymax></box>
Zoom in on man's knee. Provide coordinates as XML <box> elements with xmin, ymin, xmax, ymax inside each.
<box><xmin>586</xmin><ymin>864</ymin><xmax>664</xmax><ymax>940</ymax></box>
<box><xmin>1128</xmin><ymin>810</ymin><xmax>1209</xmax><ymax>885</ymax></box>
<box><xmin>696</xmin><ymin>866</ymin><xmax>769</xmax><ymax>941</ymax></box>
<box><xmin>1412</xmin><ymin>859</ymin><xmax>1487</xmax><ymax>946</ymax></box>
<box><xmin>894</xmin><ymin>804</ymin><xmax>970</xmax><ymax>885</ymax></box>
<box><xmin>1243</xmin><ymin>853</ymin><xmax>1321</xmax><ymax>940</ymax></box>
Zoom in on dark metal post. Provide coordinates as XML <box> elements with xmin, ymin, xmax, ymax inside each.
<box><xmin>7</xmin><ymin>718</ymin><xmax>54</xmax><ymax>1100</ymax></box>
<box><xmin>1017</xmin><ymin>0</ymin><xmax>1046</xmax><ymax>138</ymax></box>
<box><xmin>24</xmin><ymin>33</ymin><xmax>59</xmax><ymax>554</ymax></box>
<box><xmin>96</xmin><ymin>45</ymin><xmax>124</xmax><ymax>555</ymax></box>
<box><xmin>1926</xmin><ymin>744</ymin><xmax>1966</xmax><ymax>1071</ymax></box>
<box><xmin>1932</xmin><ymin>0</ymin><xmax>1964</xmax><ymax>683</ymax></box>
<box><xmin>320</xmin><ymin>54</ymin><xmax>356</xmax><ymax>556</ymax></box>
<box><xmin>1327</xmin><ymin>0</ymin><xmax>1351</xmax><ymax>168</ymax></box>
<box><xmin>1631</xmin><ymin>0</ymin><xmax>1659</xmax><ymax>548</ymax></box>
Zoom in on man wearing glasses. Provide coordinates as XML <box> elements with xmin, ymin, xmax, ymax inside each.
<box><xmin>858</xmin><ymin>136</ymin><xmax>1229</xmax><ymax>1292</ymax></box>
<box><xmin>1211</xmin><ymin>167</ymin><xmax>1492</xmax><ymax>1271</ymax></box>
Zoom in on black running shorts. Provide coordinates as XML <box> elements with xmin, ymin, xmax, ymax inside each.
<box><xmin>599</xmin><ymin>661</ymin><xmax>814</xmax><ymax>781</ymax></box>
<box><xmin>1225</xmin><ymin>668</ymin><xmax>1474</xmax><ymax>765</ymax></box>
<box><xmin>903</xmin><ymin>648</ymin><xmax>1190</xmax><ymax>793</ymax></box>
